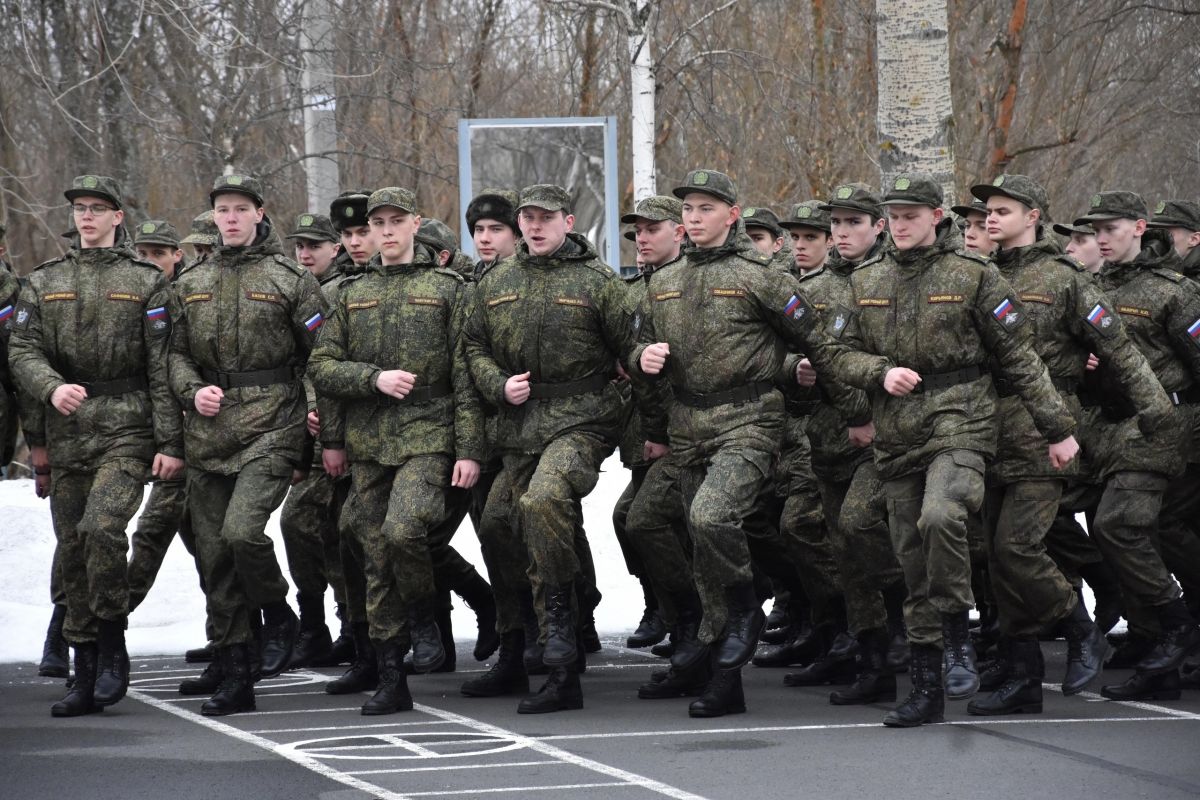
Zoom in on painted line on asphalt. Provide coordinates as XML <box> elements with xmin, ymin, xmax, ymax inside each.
<box><xmin>246</xmin><ymin>720</ymin><xmax>452</xmax><ymax>734</ymax></box>
<box><xmin>1056</xmin><ymin>684</ymin><xmax>1200</xmax><ymax>720</ymax></box>
<box><xmin>400</xmin><ymin>782</ymin><xmax>634</xmax><ymax>796</ymax></box>
<box><xmin>347</xmin><ymin>760</ymin><xmax>565</xmax><ymax>776</ymax></box>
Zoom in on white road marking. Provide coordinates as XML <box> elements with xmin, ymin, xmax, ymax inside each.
<box><xmin>401</xmin><ymin>782</ymin><xmax>634</xmax><ymax>796</ymax></box>
<box><xmin>1051</xmin><ymin>683</ymin><xmax>1200</xmax><ymax>720</ymax></box>
<box><xmin>348</xmin><ymin>760</ymin><xmax>565</xmax><ymax>776</ymax></box>
<box><xmin>247</xmin><ymin>720</ymin><xmax>451</xmax><ymax>735</ymax></box>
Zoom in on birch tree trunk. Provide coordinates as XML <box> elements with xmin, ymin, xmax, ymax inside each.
<box><xmin>875</xmin><ymin>0</ymin><xmax>957</xmax><ymax>203</ymax></box>
<box><xmin>301</xmin><ymin>0</ymin><xmax>340</xmax><ymax>213</ymax></box>
<box><xmin>628</xmin><ymin>0</ymin><xmax>656</xmax><ymax>200</ymax></box>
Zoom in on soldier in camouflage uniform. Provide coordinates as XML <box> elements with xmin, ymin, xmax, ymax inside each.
<box><xmin>308</xmin><ymin>187</ymin><xmax>483</xmax><ymax>714</ymax></box>
<box><xmin>463</xmin><ymin>184</ymin><xmax>632</xmax><ymax>714</ymax></box>
<box><xmin>169</xmin><ymin>173</ymin><xmax>327</xmax><ymax>716</ymax></box>
<box><xmin>1053</xmin><ymin>222</ymin><xmax>1103</xmax><ymax>274</ymax></box>
<box><xmin>964</xmin><ymin>176</ymin><xmax>1172</xmax><ymax>716</ymax></box>
<box><xmin>180</xmin><ymin>211</ymin><xmax>218</xmax><ymax>262</ymax></box>
<box><xmin>10</xmin><ymin>174</ymin><xmax>184</xmax><ymax>717</ymax></box>
<box><xmin>828</xmin><ymin>173</ymin><xmax>1080</xmax><ymax>728</ymax></box>
<box><xmin>950</xmin><ymin>198</ymin><xmax>995</xmax><ymax>257</ymax></box>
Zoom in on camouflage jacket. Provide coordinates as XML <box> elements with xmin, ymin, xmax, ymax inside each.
<box><xmin>9</xmin><ymin>233</ymin><xmax>181</xmax><ymax>470</ymax></box>
<box><xmin>307</xmin><ymin>247</ymin><xmax>482</xmax><ymax>465</ymax></box>
<box><xmin>831</xmin><ymin>220</ymin><xmax>1075</xmax><ymax>480</ymax></box>
<box><xmin>987</xmin><ymin>237</ymin><xmax>1172</xmax><ymax>483</ymax></box>
<box><xmin>616</xmin><ymin>263</ymin><xmax>673</xmax><ymax>468</ymax></box>
<box><xmin>464</xmin><ymin>232</ymin><xmax>632</xmax><ymax>455</ymax></box>
<box><xmin>0</xmin><ymin>265</ymin><xmax>23</xmax><ymax>449</ymax></box>
<box><xmin>296</xmin><ymin>262</ymin><xmax>345</xmax><ymax>465</ymax></box>
<box><xmin>168</xmin><ymin>218</ymin><xmax>327</xmax><ymax>473</ymax></box>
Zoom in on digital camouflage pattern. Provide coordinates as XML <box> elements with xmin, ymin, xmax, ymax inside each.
<box><xmin>180</xmin><ymin>211</ymin><xmax>219</xmax><ymax>247</ymax></box>
<box><xmin>286</xmin><ymin>213</ymin><xmax>338</xmax><ymax>243</ymax></box>
<box><xmin>1148</xmin><ymin>199</ymin><xmax>1200</xmax><ymax>232</ymax></box>
<box><xmin>133</xmin><ymin>220</ymin><xmax>182</xmax><ymax>249</ymax></box>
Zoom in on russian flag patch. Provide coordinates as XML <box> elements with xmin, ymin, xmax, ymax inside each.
<box><xmin>0</xmin><ymin>305</ymin><xmax>13</xmax><ymax>322</ymax></box>
<box><xmin>304</xmin><ymin>312</ymin><xmax>324</xmax><ymax>331</ymax></box>
<box><xmin>146</xmin><ymin>306</ymin><xmax>167</xmax><ymax>319</ymax></box>
<box><xmin>1189</xmin><ymin>318</ymin><xmax>1200</xmax><ymax>340</ymax></box>
<box><xmin>992</xmin><ymin>297</ymin><xmax>1020</xmax><ymax>329</ymax></box>
<box><xmin>1086</xmin><ymin>302</ymin><xmax>1115</xmax><ymax>335</ymax></box>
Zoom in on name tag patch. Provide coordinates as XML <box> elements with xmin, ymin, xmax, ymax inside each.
<box><xmin>487</xmin><ymin>293</ymin><xmax>519</xmax><ymax>307</ymax></box>
<box><xmin>554</xmin><ymin>296</ymin><xmax>590</xmax><ymax>307</ymax></box>
<box><xmin>184</xmin><ymin>292</ymin><xmax>212</xmax><ymax>304</ymax></box>
<box><xmin>43</xmin><ymin>292</ymin><xmax>77</xmax><ymax>302</ymax></box>
<box><xmin>107</xmin><ymin>291</ymin><xmax>143</xmax><ymax>303</ymax></box>
<box><xmin>654</xmin><ymin>290</ymin><xmax>682</xmax><ymax>302</ymax></box>
<box><xmin>246</xmin><ymin>291</ymin><xmax>281</xmax><ymax>304</ymax></box>
<box><xmin>928</xmin><ymin>294</ymin><xmax>964</xmax><ymax>304</ymax></box>
<box><xmin>409</xmin><ymin>296</ymin><xmax>444</xmax><ymax>307</ymax></box>
<box><xmin>347</xmin><ymin>299</ymin><xmax>379</xmax><ymax>311</ymax></box>
<box><xmin>857</xmin><ymin>298</ymin><xmax>891</xmax><ymax>307</ymax></box>
<box><xmin>711</xmin><ymin>288</ymin><xmax>746</xmax><ymax>298</ymax></box>
<box><xmin>1117</xmin><ymin>305</ymin><xmax>1151</xmax><ymax>319</ymax></box>
<box><xmin>1019</xmin><ymin>292</ymin><xmax>1054</xmax><ymax>305</ymax></box>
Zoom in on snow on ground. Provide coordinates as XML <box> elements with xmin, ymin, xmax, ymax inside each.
<box><xmin>0</xmin><ymin>454</ymin><xmax>646</xmax><ymax>664</ymax></box>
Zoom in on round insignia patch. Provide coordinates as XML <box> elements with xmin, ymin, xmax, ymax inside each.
<box><xmin>142</xmin><ymin>222</ymin><xmax>156</xmax><ymax>233</ymax></box>
<box><xmin>343</xmin><ymin>207</ymin><xmax>354</xmax><ymax>217</ymax></box>
<box><xmin>300</xmin><ymin>214</ymin><xmax>314</xmax><ymax>226</ymax></box>
<box><xmin>745</xmin><ymin>207</ymin><xmax>758</xmax><ymax>217</ymax></box>
<box><xmin>895</xmin><ymin>177</ymin><xmax>911</xmax><ymax>191</ymax></box>
<box><xmin>798</xmin><ymin>207</ymin><xmax>812</xmax><ymax>218</ymax></box>
<box><xmin>228</xmin><ymin>175</ymin><xmax>244</xmax><ymax>186</ymax></box>
<box><xmin>82</xmin><ymin>176</ymin><xmax>98</xmax><ymax>189</ymax></box>
<box><xmin>993</xmin><ymin>176</ymin><xmax>1005</xmax><ymax>186</ymax></box>
<box><xmin>836</xmin><ymin>186</ymin><xmax>853</xmax><ymax>199</ymax></box>
<box><xmin>1156</xmin><ymin>201</ymin><xmax>1166</xmax><ymax>214</ymax></box>
<box><xmin>693</xmin><ymin>171</ymin><xmax>709</xmax><ymax>186</ymax></box>
<box><xmin>1091</xmin><ymin>194</ymin><xmax>1102</xmax><ymax>208</ymax></box>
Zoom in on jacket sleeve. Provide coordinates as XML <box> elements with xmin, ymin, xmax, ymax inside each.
<box><xmin>168</xmin><ymin>284</ymin><xmax>208</xmax><ymax>407</ymax></box>
<box><xmin>463</xmin><ymin>283</ymin><xmax>511</xmax><ymax>407</ymax></box>
<box><xmin>306</xmin><ymin>296</ymin><xmax>382</xmax><ymax>400</ymax></box>
<box><xmin>290</xmin><ymin>270</ymin><xmax>331</xmax><ymax>364</ymax></box>
<box><xmin>144</xmin><ymin>278</ymin><xmax>184</xmax><ymax>458</ymax></box>
<box><xmin>8</xmin><ymin>282</ymin><xmax>66</xmax><ymax>406</ymax></box>
<box><xmin>450</xmin><ymin>283</ymin><xmax>485</xmax><ymax>462</ymax></box>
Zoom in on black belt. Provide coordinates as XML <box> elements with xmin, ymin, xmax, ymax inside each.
<box><xmin>77</xmin><ymin>375</ymin><xmax>149</xmax><ymax>397</ymax></box>
<box><xmin>381</xmin><ymin>378</ymin><xmax>453</xmax><ymax>405</ymax></box>
<box><xmin>527</xmin><ymin>374</ymin><xmax>611</xmax><ymax>400</ymax></box>
<box><xmin>675</xmin><ymin>380</ymin><xmax>774</xmax><ymax>409</ymax></box>
<box><xmin>996</xmin><ymin>374</ymin><xmax>1079</xmax><ymax>398</ymax></box>
<box><xmin>912</xmin><ymin>365</ymin><xmax>984</xmax><ymax>393</ymax></box>
<box><xmin>785</xmin><ymin>398</ymin><xmax>820</xmax><ymax>417</ymax></box>
<box><xmin>201</xmin><ymin>366</ymin><xmax>299</xmax><ymax>390</ymax></box>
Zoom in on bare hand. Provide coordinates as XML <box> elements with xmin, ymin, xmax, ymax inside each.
<box><xmin>848</xmin><ymin>422</ymin><xmax>875</xmax><ymax>448</ymax></box>
<box><xmin>643</xmin><ymin>441</ymin><xmax>671</xmax><ymax>461</ymax></box>
<box><xmin>35</xmin><ymin>471</ymin><xmax>51</xmax><ymax>498</ymax></box>
<box><xmin>640</xmin><ymin>342</ymin><xmax>670</xmax><ymax>375</ymax></box>
<box><xmin>452</xmin><ymin>458</ymin><xmax>481</xmax><ymax>489</ymax></box>
<box><xmin>795</xmin><ymin>358</ymin><xmax>817</xmax><ymax>387</ymax></box>
<box><xmin>883</xmin><ymin>367</ymin><xmax>921</xmax><ymax>397</ymax></box>
<box><xmin>323</xmin><ymin>448</ymin><xmax>347</xmax><ymax>478</ymax></box>
<box><xmin>51</xmin><ymin>384</ymin><xmax>87</xmax><ymax>416</ymax></box>
<box><xmin>504</xmin><ymin>371</ymin><xmax>531</xmax><ymax>405</ymax></box>
<box><xmin>307</xmin><ymin>410</ymin><xmax>321</xmax><ymax>437</ymax></box>
<box><xmin>376</xmin><ymin>369</ymin><xmax>417</xmax><ymax>400</ymax></box>
<box><xmin>1048</xmin><ymin>435</ymin><xmax>1080</xmax><ymax>470</ymax></box>
<box><xmin>153</xmin><ymin>453</ymin><xmax>185</xmax><ymax>481</ymax></box>
<box><xmin>194</xmin><ymin>385</ymin><xmax>224</xmax><ymax>417</ymax></box>
<box><xmin>1085</xmin><ymin>353</ymin><xmax>1099</xmax><ymax>372</ymax></box>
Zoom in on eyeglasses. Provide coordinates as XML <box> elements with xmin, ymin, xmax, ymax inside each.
<box><xmin>72</xmin><ymin>203</ymin><xmax>115</xmax><ymax>216</ymax></box>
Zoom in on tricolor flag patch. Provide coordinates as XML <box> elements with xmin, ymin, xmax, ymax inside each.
<box><xmin>783</xmin><ymin>295</ymin><xmax>803</xmax><ymax>320</ymax></box>
<box><xmin>1086</xmin><ymin>302</ymin><xmax>1115</xmax><ymax>336</ymax></box>
<box><xmin>992</xmin><ymin>297</ymin><xmax>1020</xmax><ymax>329</ymax></box>
<box><xmin>145</xmin><ymin>306</ymin><xmax>170</xmax><ymax>338</ymax></box>
<box><xmin>0</xmin><ymin>305</ymin><xmax>13</xmax><ymax>322</ymax></box>
<box><xmin>146</xmin><ymin>306</ymin><xmax>167</xmax><ymax>320</ymax></box>
<box><xmin>1188</xmin><ymin>318</ymin><xmax>1200</xmax><ymax>350</ymax></box>
<box><xmin>304</xmin><ymin>312</ymin><xmax>324</xmax><ymax>332</ymax></box>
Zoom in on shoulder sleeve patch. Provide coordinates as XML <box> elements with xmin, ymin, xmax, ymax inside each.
<box><xmin>991</xmin><ymin>296</ymin><xmax>1025</xmax><ymax>331</ymax></box>
<box><xmin>1085</xmin><ymin>302</ymin><xmax>1117</xmax><ymax>336</ymax></box>
<box><xmin>145</xmin><ymin>305</ymin><xmax>171</xmax><ymax>338</ymax></box>
<box><xmin>783</xmin><ymin>293</ymin><xmax>815</xmax><ymax>323</ymax></box>
<box><xmin>828</xmin><ymin>305</ymin><xmax>854</xmax><ymax>338</ymax></box>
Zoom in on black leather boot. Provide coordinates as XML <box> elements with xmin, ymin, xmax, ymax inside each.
<box><xmin>542</xmin><ymin>584</ymin><xmax>578</xmax><ymax>667</ymax></box>
<box><xmin>882</xmin><ymin>583</ymin><xmax>910</xmax><ymax>673</ymax></box>
<box><xmin>408</xmin><ymin>596</ymin><xmax>447</xmax><ymax>673</ymax></box>
<box><xmin>461</xmin><ymin>629</ymin><xmax>529</xmax><ymax>697</ymax></box>
<box><xmin>259</xmin><ymin>602</ymin><xmax>299</xmax><ymax>679</ymax></box>
<box><xmin>979</xmin><ymin>636</ymin><xmax>1013</xmax><ymax>692</ymax></box>
<box><xmin>639</xmin><ymin>654</ymin><xmax>711</xmax><ymax>699</ymax></box>
<box><xmin>688</xmin><ymin>663</ymin><xmax>746</xmax><ymax>718</ymax></box>
<box><xmin>830</xmin><ymin>629</ymin><xmax>896</xmax><ymax>705</ymax></box>
<box><xmin>325</xmin><ymin>623</ymin><xmax>378</xmax><ymax>694</ymax></box>
<box><xmin>185</xmin><ymin>641</ymin><xmax>215</xmax><ymax>663</ymax></box>
<box><xmin>668</xmin><ymin>590</ymin><xmax>706</xmax><ymax>671</ymax></box>
<box><xmin>51</xmin><ymin>643</ymin><xmax>102</xmax><ymax>717</ymax></box>
<box><xmin>362</xmin><ymin>638</ymin><xmax>413</xmax><ymax>715</ymax></box>
<box><xmin>754</xmin><ymin>622</ymin><xmax>829</xmax><ymax>668</ymax></box>
<box><xmin>627</xmin><ymin>578</ymin><xmax>666</xmax><ymax>648</ymax></box>
<box><xmin>201</xmin><ymin>644</ymin><xmax>256</xmax><ymax>716</ymax></box>
<box><xmin>783</xmin><ymin>633</ymin><xmax>857</xmax><ymax>687</ymax></box>
<box><xmin>455</xmin><ymin>570</ymin><xmax>499</xmax><ymax>661</ymax></box>
<box><xmin>968</xmin><ymin>637</ymin><xmax>1044</xmax><ymax>715</ymax></box>
<box><xmin>883</xmin><ymin>644</ymin><xmax>945</xmax><ymax>728</ymax></box>
<box><xmin>761</xmin><ymin>592</ymin><xmax>791</xmax><ymax>645</ymax></box>
<box><xmin>179</xmin><ymin>659</ymin><xmax>224</xmax><ymax>696</ymax></box>
<box><xmin>518</xmin><ymin>588</ymin><xmax>547</xmax><ymax>675</ymax></box>
<box><xmin>942</xmin><ymin>610</ymin><xmax>979</xmax><ymax>700</ymax></box>
<box><xmin>1101</xmin><ymin>669</ymin><xmax>1182</xmax><ymax>701</ymax></box>
<box><xmin>517</xmin><ymin>665</ymin><xmax>583</xmax><ymax>714</ymax></box>
<box><xmin>288</xmin><ymin>593</ymin><xmax>333</xmax><ymax>669</ymax></box>
<box><xmin>38</xmin><ymin>604</ymin><xmax>69</xmax><ymax>679</ymax></box>
<box><xmin>714</xmin><ymin>583</ymin><xmax>765</xmax><ymax>670</ymax></box>
<box><xmin>313</xmin><ymin>603</ymin><xmax>355</xmax><ymax>667</ymax></box>
<box><xmin>1061</xmin><ymin>601</ymin><xmax>1109</xmax><ymax>695</ymax></box>
<box><xmin>406</xmin><ymin>596</ymin><xmax>456</xmax><ymax>674</ymax></box>
<box><xmin>93</xmin><ymin>618</ymin><xmax>130</xmax><ymax>707</ymax></box>
<box><xmin>1136</xmin><ymin>600</ymin><xmax>1200</xmax><ymax>675</ymax></box>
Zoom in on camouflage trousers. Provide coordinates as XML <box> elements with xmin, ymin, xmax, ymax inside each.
<box><xmin>775</xmin><ymin>428</ymin><xmax>839</xmax><ymax>630</ymax></box>
<box><xmin>982</xmin><ymin>479</ymin><xmax>1078</xmax><ymax>638</ymax></box>
<box><xmin>1090</xmin><ymin>471</ymin><xmax>1181</xmax><ymax>612</ymax></box>
<box><xmin>612</xmin><ymin>466</ymin><xmax>650</xmax><ymax>579</ymax></box>
<box><xmin>883</xmin><ymin>449</ymin><xmax>984</xmax><ymax>647</ymax></box>
<box><xmin>427</xmin><ymin>485</ymin><xmax>484</xmax><ymax>595</ymax></box>
<box><xmin>188</xmin><ymin>458</ymin><xmax>292</xmax><ymax>647</ymax></box>
<box><xmin>820</xmin><ymin>458</ymin><xmax>902</xmax><ymax>635</ymax></box>
<box><xmin>51</xmin><ymin>459</ymin><xmax>148</xmax><ymax>643</ymax></box>
<box><xmin>1045</xmin><ymin>482</ymin><xmax>1103</xmax><ymax>588</ymax></box>
<box><xmin>337</xmin><ymin>475</ymin><xmax>378</xmax><ymax>626</ymax></box>
<box><xmin>624</xmin><ymin>455</ymin><xmax>692</xmax><ymax>626</ymax></box>
<box><xmin>474</xmin><ymin>466</ymin><xmax>524</xmax><ymax>634</ymax></box>
<box><xmin>351</xmin><ymin>455</ymin><xmax>452</xmax><ymax>643</ymax></box>
<box><xmin>280</xmin><ymin>471</ymin><xmax>348</xmax><ymax>604</ymax></box>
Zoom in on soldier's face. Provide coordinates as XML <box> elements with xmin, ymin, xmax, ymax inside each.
<box><xmin>830</xmin><ymin>210</ymin><xmax>885</xmax><ymax>261</ymax></box>
<box><xmin>962</xmin><ymin>213</ymin><xmax>994</xmax><ymax>256</ymax></box>
<box><xmin>473</xmin><ymin>219</ymin><xmax>517</xmax><ymax>262</ymax></box>
<box><xmin>1163</xmin><ymin>225</ymin><xmax>1200</xmax><ymax>258</ymax></box>
<box><xmin>985</xmin><ymin>196</ymin><xmax>1038</xmax><ymax>246</ymax></box>
<box><xmin>340</xmin><ymin>224</ymin><xmax>376</xmax><ymax>265</ymax></box>
<box><xmin>1066</xmin><ymin>232</ymin><xmax>1102</xmax><ymax>272</ymax></box>
<box><xmin>519</xmin><ymin>208</ymin><xmax>573</xmax><ymax>256</ymax></box>
<box><xmin>681</xmin><ymin>194</ymin><xmax>737</xmax><ymax>248</ymax></box>
<box><xmin>790</xmin><ymin>228</ymin><xmax>829</xmax><ymax>272</ymax></box>
<box><xmin>887</xmin><ymin>205</ymin><xmax>941</xmax><ymax>251</ymax></box>
<box><xmin>633</xmin><ymin>218</ymin><xmax>684</xmax><ymax>268</ymax></box>
<box><xmin>746</xmin><ymin>228</ymin><xmax>783</xmax><ymax>256</ymax></box>
<box><xmin>294</xmin><ymin>238</ymin><xmax>340</xmax><ymax>277</ymax></box>
<box><xmin>72</xmin><ymin>194</ymin><xmax>123</xmax><ymax>249</ymax></box>
<box><xmin>1093</xmin><ymin>218</ymin><xmax>1144</xmax><ymax>264</ymax></box>
<box><xmin>370</xmin><ymin>208</ymin><xmax>420</xmax><ymax>265</ymax></box>
<box><xmin>136</xmin><ymin>244</ymin><xmax>184</xmax><ymax>279</ymax></box>
<box><xmin>213</xmin><ymin>194</ymin><xmax>264</xmax><ymax>248</ymax></box>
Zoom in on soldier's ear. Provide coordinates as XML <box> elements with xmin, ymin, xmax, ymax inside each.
<box><xmin>564</xmin><ymin>213</ymin><xmax>575</xmax><ymax>232</ymax></box>
<box><xmin>1133</xmin><ymin>218</ymin><xmax>1147</xmax><ymax>236</ymax></box>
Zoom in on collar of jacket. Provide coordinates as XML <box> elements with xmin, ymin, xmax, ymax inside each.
<box><xmin>214</xmin><ymin>215</ymin><xmax>283</xmax><ymax>264</ymax></box>
<box><xmin>993</xmin><ymin>236</ymin><xmax>1060</xmax><ymax>270</ymax></box>
<box><xmin>516</xmin><ymin>231</ymin><xmax>596</xmax><ymax>269</ymax></box>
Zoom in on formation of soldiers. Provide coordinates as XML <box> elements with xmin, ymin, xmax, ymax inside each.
<box><xmin>10</xmin><ymin>165</ymin><xmax>1200</xmax><ymax>729</ymax></box>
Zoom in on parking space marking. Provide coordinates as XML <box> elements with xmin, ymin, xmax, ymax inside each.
<box><xmin>402</xmin><ymin>782</ymin><xmax>635</xmax><ymax>796</ymax></box>
<box><xmin>246</xmin><ymin>720</ymin><xmax>452</xmax><ymax>735</ymax></box>
<box><xmin>347</xmin><ymin>760</ymin><xmax>565</xmax><ymax>776</ymax></box>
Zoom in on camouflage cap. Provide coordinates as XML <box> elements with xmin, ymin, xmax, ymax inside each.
<box><xmin>819</xmin><ymin>182</ymin><xmax>882</xmax><ymax>218</ymax></box>
<box><xmin>330</xmin><ymin>189</ymin><xmax>372</xmax><ymax>231</ymax></box>
<box><xmin>880</xmin><ymin>173</ymin><xmax>943</xmax><ymax>208</ymax></box>
<box><xmin>416</xmin><ymin>218</ymin><xmax>458</xmax><ymax>254</ymax></box>
<box><xmin>620</xmin><ymin>195</ymin><xmax>683</xmax><ymax>225</ymax></box>
<box><xmin>286</xmin><ymin>213</ymin><xmax>339</xmax><ymax>243</ymax></box>
<box><xmin>209</xmin><ymin>173</ymin><xmax>265</xmax><ymax>207</ymax></box>
<box><xmin>1075</xmin><ymin>191</ymin><xmax>1147</xmax><ymax>224</ymax></box>
<box><xmin>64</xmin><ymin>174</ymin><xmax>123</xmax><ymax>209</ymax></box>
<box><xmin>517</xmin><ymin>184</ymin><xmax>572</xmax><ymax>214</ymax></box>
<box><xmin>1052</xmin><ymin>222</ymin><xmax>1096</xmax><ymax>239</ymax></box>
<box><xmin>672</xmin><ymin>169</ymin><xmax>737</xmax><ymax>205</ymax></box>
<box><xmin>366</xmin><ymin>186</ymin><xmax>418</xmax><ymax>217</ymax></box>
<box><xmin>741</xmin><ymin>206</ymin><xmax>784</xmax><ymax>237</ymax></box>
<box><xmin>780</xmin><ymin>201</ymin><xmax>831</xmax><ymax>233</ymax></box>
<box><xmin>180</xmin><ymin>211</ymin><xmax>219</xmax><ymax>246</ymax></box>
<box><xmin>950</xmin><ymin>199</ymin><xmax>989</xmax><ymax>219</ymax></box>
<box><xmin>1147</xmin><ymin>199</ymin><xmax>1200</xmax><ymax>232</ymax></box>
<box><xmin>466</xmin><ymin>188</ymin><xmax>519</xmax><ymax>232</ymax></box>
<box><xmin>970</xmin><ymin>174</ymin><xmax>1049</xmax><ymax>216</ymax></box>
<box><xmin>133</xmin><ymin>219</ymin><xmax>181</xmax><ymax>248</ymax></box>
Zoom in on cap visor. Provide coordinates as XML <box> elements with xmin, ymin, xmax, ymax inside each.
<box><xmin>64</xmin><ymin>189</ymin><xmax>120</xmax><ymax>208</ymax></box>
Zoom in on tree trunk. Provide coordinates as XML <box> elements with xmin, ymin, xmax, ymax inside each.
<box><xmin>628</xmin><ymin>0</ymin><xmax>656</xmax><ymax>200</ymax></box>
<box><xmin>301</xmin><ymin>0</ymin><xmax>341</xmax><ymax>213</ymax></box>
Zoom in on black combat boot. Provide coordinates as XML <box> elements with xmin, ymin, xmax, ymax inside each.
<box><xmin>93</xmin><ymin>618</ymin><xmax>130</xmax><ymax>707</ymax></box>
<box><xmin>406</xmin><ymin>596</ymin><xmax>456</xmax><ymax>674</ymax></box>
<box><xmin>714</xmin><ymin>583</ymin><xmax>766</xmax><ymax>670</ymax></box>
<box><xmin>185</xmin><ymin>641</ymin><xmax>215</xmax><ymax>663</ymax></box>
<box><xmin>408</xmin><ymin>596</ymin><xmax>447</xmax><ymax>673</ymax></box>
<box><xmin>51</xmin><ymin>643</ymin><xmax>102</xmax><ymax>717</ymax></box>
<box><xmin>882</xmin><ymin>644</ymin><xmax>945</xmax><ymax>728</ymax></box>
<box><xmin>627</xmin><ymin>578</ymin><xmax>667</xmax><ymax>648</ymax></box>
<box><xmin>688</xmin><ymin>661</ymin><xmax>746</xmax><ymax>718</ymax></box>
<box><xmin>882</xmin><ymin>582</ymin><xmax>910</xmax><ymax>673</ymax></box>
<box><xmin>289</xmin><ymin>593</ymin><xmax>333</xmax><ymax>670</ymax></box>
<box><xmin>38</xmin><ymin>604</ymin><xmax>69</xmax><ymax>679</ymax></box>
<box><xmin>542</xmin><ymin>584</ymin><xmax>578</xmax><ymax>667</ymax></box>
<box><xmin>1182</xmin><ymin>661</ymin><xmax>1200</xmax><ymax>690</ymax></box>
<box><xmin>1106</xmin><ymin>629</ymin><xmax>1154</xmax><ymax>668</ymax></box>
<box><xmin>783</xmin><ymin>632</ymin><xmax>857</xmax><ymax>687</ymax></box>
<box><xmin>1061</xmin><ymin>601</ymin><xmax>1110</xmax><ymax>695</ymax></box>
<box><xmin>326</xmin><ymin>624</ymin><xmax>379</xmax><ymax>694</ymax></box>
<box><xmin>259</xmin><ymin>602</ymin><xmax>299</xmax><ymax>679</ymax></box>
<box><xmin>978</xmin><ymin>636</ymin><xmax>1013</xmax><ymax>692</ymax></box>
<box><xmin>1135</xmin><ymin>600</ymin><xmax>1200</xmax><ymax>675</ymax></box>
<box><xmin>830</xmin><ymin>628</ymin><xmax>896</xmax><ymax>705</ymax></box>
<box><xmin>362</xmin><ymin>639</ymin><xmax>413</xmax><ymax>715</ymax></box>
<box><xmin>313</xmin><ymin>603</ymin><xmax>355</xmax><ymax>667</ymax></box>
<box><xmin>179</xmin><ymin>658</ymin><xmax>224</xmax><ymax>696</ymax></box>
<box><xmin>201</xmin><ymin>644</ymin><xmax>255</xmax><ymax>716</ymax></box>
<box><xmin>754</xmin><ymin>621</ymin><xmax>829</xmax><ymax>668</ymax></box>
<box><xmin>968</xmin><ymin>637</ymin><xmax>1044</xmax><ymax>715</ymax></box>
<box><xmin>1101</xmin><ymin>669</ymin><xmax>1182</xmax><ymax>701</ymax></box>
<box><xmin>461</xmin><ymin>629</ymin><xmax>529</xmax><ymax>697</ymax></box>
<box><xmin>638</xmin><ymin>654</ymin><xmax>711</xmax><ymax>699</ymax></box>
<box><xmin>454</xmin><ymin>569</ymin><xmax>499</xmax><ymax>661</ymax></box>
<box><xmin>942</xmin><ymin>610</ymin><xmax>979</xmax><ymax>700</ymax></box>
<box><xmin>651</xmin><ymin>634</ymin><xmax>676</xmax><ymax>659</ymax></box>
<box><xmin>668</xmin><ymin>590</ymin><xmax>707</xmax><ymax>671</ymax></box>
<box><xmin>760</xmin><ymin>592</ymin><xmax>791</xmax><ymax>645</ymax></box>
<box><xmin>517</xmin><ymin>665</ymin><xmax>583</xmax><ymax>714</ymax></box>
<box><xmin>518</xmin><ymin>589</ymin><xmax>547</xmax><ymax>675</ymax></box>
